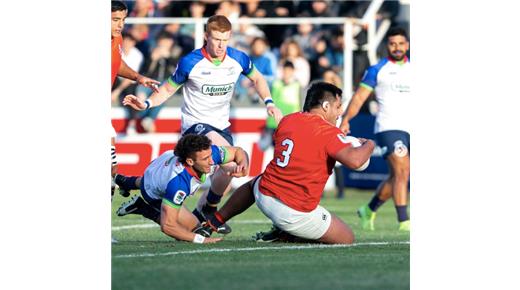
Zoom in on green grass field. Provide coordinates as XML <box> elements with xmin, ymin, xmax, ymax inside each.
<box><xmin>112</xmin><ymin>188</ymin><xmax>409</xmax><ymax>290</ymax></box>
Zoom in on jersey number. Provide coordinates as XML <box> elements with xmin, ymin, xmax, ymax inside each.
<box><xmin>276</xmin><ymin>139</ymin><xmax>294</xmax><ymax>168</ymax></box>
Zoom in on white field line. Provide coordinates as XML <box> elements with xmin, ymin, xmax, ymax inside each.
<box><xmin>112</xmin><ymin>219</ymin><xmax>271</xmax><ymax>231</ymax></box>
<box><xmin>113</xmin><ymin>241</ymin><xmax>410</xmax><ymax>259</ymax></box>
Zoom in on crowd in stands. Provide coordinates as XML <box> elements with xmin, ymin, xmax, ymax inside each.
<box><xmin>112</xmin><ymin>0</ymin><xmax>409</xmax><ymax>133</ymax></box>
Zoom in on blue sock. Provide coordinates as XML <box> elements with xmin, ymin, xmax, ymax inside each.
<box><xmin>115</xmin><ymin>174</ymin><xmax>139</xmax><ymax>190</ymax></box>
<box><xmin>368</xmin><ymin>195</ymin><xmax>385</xmax><ymax>212</ymax></box>
<box><xmin>206</xmin><ymin>189</ymin><xmax>222</xmax><ymax>205</ymax></box>
<box><xmin>396</xmin><ymin>205</ymin><xmax>409</xmax><ymax>222</ymax></box>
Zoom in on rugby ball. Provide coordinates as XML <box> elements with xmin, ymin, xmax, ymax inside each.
<box><xmin>344</xmin><ymin>136</ymin><xmax>370</xmax><ymax>171</ymax></box>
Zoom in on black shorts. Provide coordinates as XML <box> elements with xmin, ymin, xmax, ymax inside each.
<box><xmin>183</xmin><ymin>123</ymin><xmax>234</xmax><ymax>146</ymax></box>
<box><xmin>375</xmin><ymin>130</ymin><xmax>410</xmax><ymax>159</ymax></box>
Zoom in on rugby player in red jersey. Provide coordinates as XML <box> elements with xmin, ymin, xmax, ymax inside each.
<box><xmin>111</xmin><ymin>1</ymin><xmax>159</xmax><ymax>243</ymax></box>
<box><xmin>196</xmin><ymin>82</ymin><xmax>374</xmax><ymax>244</ymax></box>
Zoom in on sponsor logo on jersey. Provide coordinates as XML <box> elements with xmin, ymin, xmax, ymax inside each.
<box><xmin>380</xmin><ymin>146</ymin><xmax>388</xmax><ymax>156</ymax></box>
<box><xmin>322</xmin><ymin>213</ymin><xmax>328</xmax><ymax>221</ymax></box>
<box><xmin>201</xmin><ymin>83</ymin><xmax>234</xmax><ymax>96</ymax></box>
<box><xmin>195</xmin><ymin>124</ymin><xmax>205</xmax><ymax>134</ymax></box>
<box><xmin>393</xmin><ymin>140</ymin><xmax>408</xmax><ymax>157</ymax></box>
<box><xmin>227</xmin><ymin>67</ymin><xmax>236</xmax><ymax>76</ymax></box>
<box><xmin>391</xmin><ymin>82</ymin><xmax>410</xmax><ymax>93</ymax></box>
<box><xmin>173</xmin><ymin>190</ymin><xmax>187</xmax><ymax>205</ymax></box>
<box><xmin>201</xmin><ymin>71</ymin><xmax>211</xmax><ymax>75</ymax></box>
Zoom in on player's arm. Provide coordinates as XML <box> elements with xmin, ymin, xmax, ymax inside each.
<box><xmin>221</xmin><ymin>146</ymin><xmax>250</xmax><ymax>177</ymax></box>
<box><xmin>339</xmin><ymin>86</ymin><xmax>373</xmax><ymax>134</ymax></box>
<box><xmin>118</xmin><ymin>59</ymin><xmax>160</xmax><ymax>92</ymax></box>
<box><xmin>247</xmin><ymin>69</ymin><xmax>283</xmax><ymax>124</ymax></box>
<box><xmin>122</xmin><ymin>80</ymin><xmax>179</xmax><ymax>111</ymax></box>
<box><xmin>160</xmin><ymin>203</ymin><xmax>221</xmax><ymax>244</ymax></box>
<box><xmin>334</xmin><ymin>138</ymin><xmax>375</xmax><ymax>170</ymax></box>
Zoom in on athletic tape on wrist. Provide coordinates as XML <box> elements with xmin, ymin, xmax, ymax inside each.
<box><xmin>264</xmin><ymin>97</ymin><xmax>274</xmax><ymax>107</ymax></box>
<box><xmin>193</xmin><ymin>234</ymin><xmax>205</xmax><ymax>244</ymax></box>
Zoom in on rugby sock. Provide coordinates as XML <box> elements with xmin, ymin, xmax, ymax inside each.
<box><xmin>208</xmin><ymin>212</ymin><xmax>225</xmax><ymax>229</ymax></box>
<box><xmin>396</xmin><ymin>205</ymin><xmax>409</xmax><ymax>222</ymax></box>
<box><xmin>115</xmin><ymin>174</ymin><xmax>139</xmax><ymax>190</ymax></box>
<box><xmin>206</xmin><ymin>189</ymin><xmax>222</xmax><ymax>205</ymax></box>
<box><xmin>192</xmin><ymin>208</ymin><xmax>206</xmax><ymax>223</ymax></box>
<box><xmin>368</xmin><ymin>195</ymin><xmax>385</xmax><ymax>212</ymax></box>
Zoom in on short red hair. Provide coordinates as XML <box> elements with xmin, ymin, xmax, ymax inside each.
<box><xmin>206</xmin><ymin>15</ymin><xmax>232</xmax><ymax>33</ymax></box>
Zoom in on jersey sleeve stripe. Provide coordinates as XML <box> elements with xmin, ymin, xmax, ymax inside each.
<box><xmin>167</xmin><ymin>77</ymin><xmax>182</xmax><ymax>89</ymax></box>
<box><xmin>359</xmin><ymin>82</ymin><xmax>374</xmax><ymax>91</ymax></box>
<box><xmin>162</xmin><ymin>198</ymin><xmax>181</xmax><ymax>209</ymax></box>
<box><xmin>246</xmin><ymin>65</ymin><xmax>256</xmax><ymax>78</ymax></box>
<box><xmin>221</xmin><ymin>146</ymin><xmax>230</xmax><ymax>163</ymax></box>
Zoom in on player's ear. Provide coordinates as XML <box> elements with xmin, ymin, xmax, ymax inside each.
<box><xmin>322</xmin><ymin>101</ymin><xmax>329</xmax><ymax>110</ymax></box>
<box><xmin>186</xmin><ymin>158</ymin><xmax>195</xmax><ymax>167</ymax></box>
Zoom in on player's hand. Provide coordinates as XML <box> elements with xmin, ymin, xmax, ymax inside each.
<box><xmin>122</xmin><ymin>94</ymin><xmax>146</xmax><ymax>110</ymax></box>
<box><xmin>267</xmin><ymin>106</ymin><xmax>283</xmax><ymax>125</ymax></box>
<box><xmin>229</xmin><ymin>161</ymin><xmax>249</xmax><ymax>177</ymax></box>
<box><xmin>203</xmin><ymin>237</ymin><xmax>223</xmax><ymax>243</ymax></box>
<box><xmin>339</xmin><ymin>119</ymin><xmax>350</xmax><ymax>134</ymax></box>
<box><xmin>136</xmin><ymin>75</ymin><xmax>161</xmax><ymax>93</ymax></box>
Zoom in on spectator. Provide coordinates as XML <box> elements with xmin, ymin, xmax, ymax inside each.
<box><xmin>254</xmin><ymin>0</ymin><xmax>296</xmax><ymax>49</ymax></box>
<box><xmin>309</xmin><ymin>38</ymin><xmax>332</xmax><ymax>81</ymax></box>
<box><xmin>325</xmin><ymin>29</ymin><xmax>345</xmax><ymax>76</ymax></box>
<box><xmin>134</xmin><ymin>31</ymin><xmax>183</xmax><ymax>133</ymax></box>
<box><xmin>129</xmin><ymin>0</ymin><xmax>161</xmax><ymax>17</ymax></box>
<box><xmin>292</xmin><ymin>22</ymin><xmax>321</xmax><ymax>60</ymax></box>
<box><xmin>278</xmin><ymin>39</ymin><xmax>311</xmax><ymax>88</ymax></box>
<box><xmin>258</xmin><ymin>60</ymin><xmax>301</xmax><ymax>151</ymax></box>
<box><xmin>236</xmin><ymin>37</ymin><xmax>275</xmax><ymax>103</ymax></box>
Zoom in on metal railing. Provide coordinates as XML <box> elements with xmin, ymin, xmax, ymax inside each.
<box><xmin>126</xmin><ymin>0</ymin><xmax>390</xmax><ymax>98</ymax></box>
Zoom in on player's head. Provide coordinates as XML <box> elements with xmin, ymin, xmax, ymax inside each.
<box><xmin>303</xmin><ymin>81</ymin><xmax>343</xmax><ymax>124</ymax></box>
<box><xmin>111</xmin><ymin>1</ymin><xmax>128</xmax><ymax>38</ymax></box>
<box><xmin>174</xmin><ymin>134</ymin><xmax>214</xmax><ymax>174</ymax></box>
<box><xmin>386</xmin><ymin>27</ymin><xmax>409</xmax><ymax>61</ymax></box>
<box><xmin>204</xmin><ymin>15</ymin><xmax>232</xmax><ymax>59</ymax></box>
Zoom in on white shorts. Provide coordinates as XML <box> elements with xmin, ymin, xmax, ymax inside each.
<box><xmin>253</xmin><ymin>176</ymin><xmax>332</xmax><ymax>240</ymax></box>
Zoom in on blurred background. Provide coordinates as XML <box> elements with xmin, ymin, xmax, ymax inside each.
<box><xmin>111</xmin><ymin>0</ymin><xmax>410</xmax><ymax>195</ymax></box>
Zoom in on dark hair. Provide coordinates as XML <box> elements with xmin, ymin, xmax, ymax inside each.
<box><xmin>112</xmin><ymin>1</ymin><xmax>127</xmax><ymax>12</ymax></box>
<box><xmin>122</xmin><ymin>31</ymin><xmax>137</xmax><ymax>42</ymax></box>
<box><xmin>206</xmin><ymin>15</ymin><xmax>232</xmax><ymax>33</ymax></box>
<box><xmin>303</xmin><ymin>81</ymin><xmax>342</xmax><ymax>112</ymax></box>
<box><xmin>387</xmin><ymin>27</ymin><xmax>408</xmax><ymax>41</ymax></box>
<box><xmin>252</xmin><ymin>37</ymin><xmax>268</xmax><ymax>46</ymax></box>
<box><xmin>174</xmin><ymin>134</ymin><xmax>212</xmax><ymax>163</ymax></box>
<box><xmin>156</xmin><ymin>31</ymin><xmax>174</xmax><ymax>42</ymax></box>
<box><xmin>282</xmin><ymin>60</ymin><xmax>294</xmax><ymax>69</ymax></box>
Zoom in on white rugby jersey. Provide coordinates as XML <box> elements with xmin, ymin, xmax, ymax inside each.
<box><xmin>167</xmin><ymin>47</ymin><xmax>255</xmax><ymax>132</ymax></box>
<box><xmin>360</xmin><ymin>56</ymin><xmax>411</xmax><ymax>133</ymax></box>
<box><xmin>142</xmin><ymin>145</ymin><xmax>228</xmax><ymax>208</ymax></box>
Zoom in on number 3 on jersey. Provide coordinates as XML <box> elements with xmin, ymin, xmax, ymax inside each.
<box><xmin>276</xmin><ymin>138</ymin><xmax>294</xmax><ymax>168</ymax></box>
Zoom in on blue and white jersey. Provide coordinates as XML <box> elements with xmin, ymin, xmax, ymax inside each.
<box><xmin>142</xmin><ymin>145</ymin><xmax>229</xmax><ymax>208</ymax></box>
<box><xmin>360</xmin><ymin>56</ymin><xmax>411</xmax><ymax>133</ymax></box>
<box><xmin>167</xmin><ymin>46</ymin><xmax>255</xmax><ymax>133</ymax></box>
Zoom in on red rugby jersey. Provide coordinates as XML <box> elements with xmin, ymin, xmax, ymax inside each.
<box><xmin>111</xmin><ymin>36</ymin><xmax>123</xmax><ymax>86</ymax></box>
<box><xmin>259</xmin><ymin>112</ymin><xmax>351</xmax><ymax>212</ymax></box>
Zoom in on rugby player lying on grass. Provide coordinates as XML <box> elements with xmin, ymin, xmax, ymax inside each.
<box><xmin>115</xmin><ymin>134</ymin><xmax>249</xmax><ymax>244</ymax></box>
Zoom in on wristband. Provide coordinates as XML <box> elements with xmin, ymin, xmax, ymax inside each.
<box><xmin>145</xmin><ymin>99</ymin><xmax>152</xmax><ymax>110</ymax></box>
<box><xmin>264</xmin><ymin>97</ymin><xmax>274</xmax><ymax>107</ymax></box>
<box><xmin>193</xmin><ymin>234</ymin><xmax>205</xmax><ymax>244</ymax></box>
